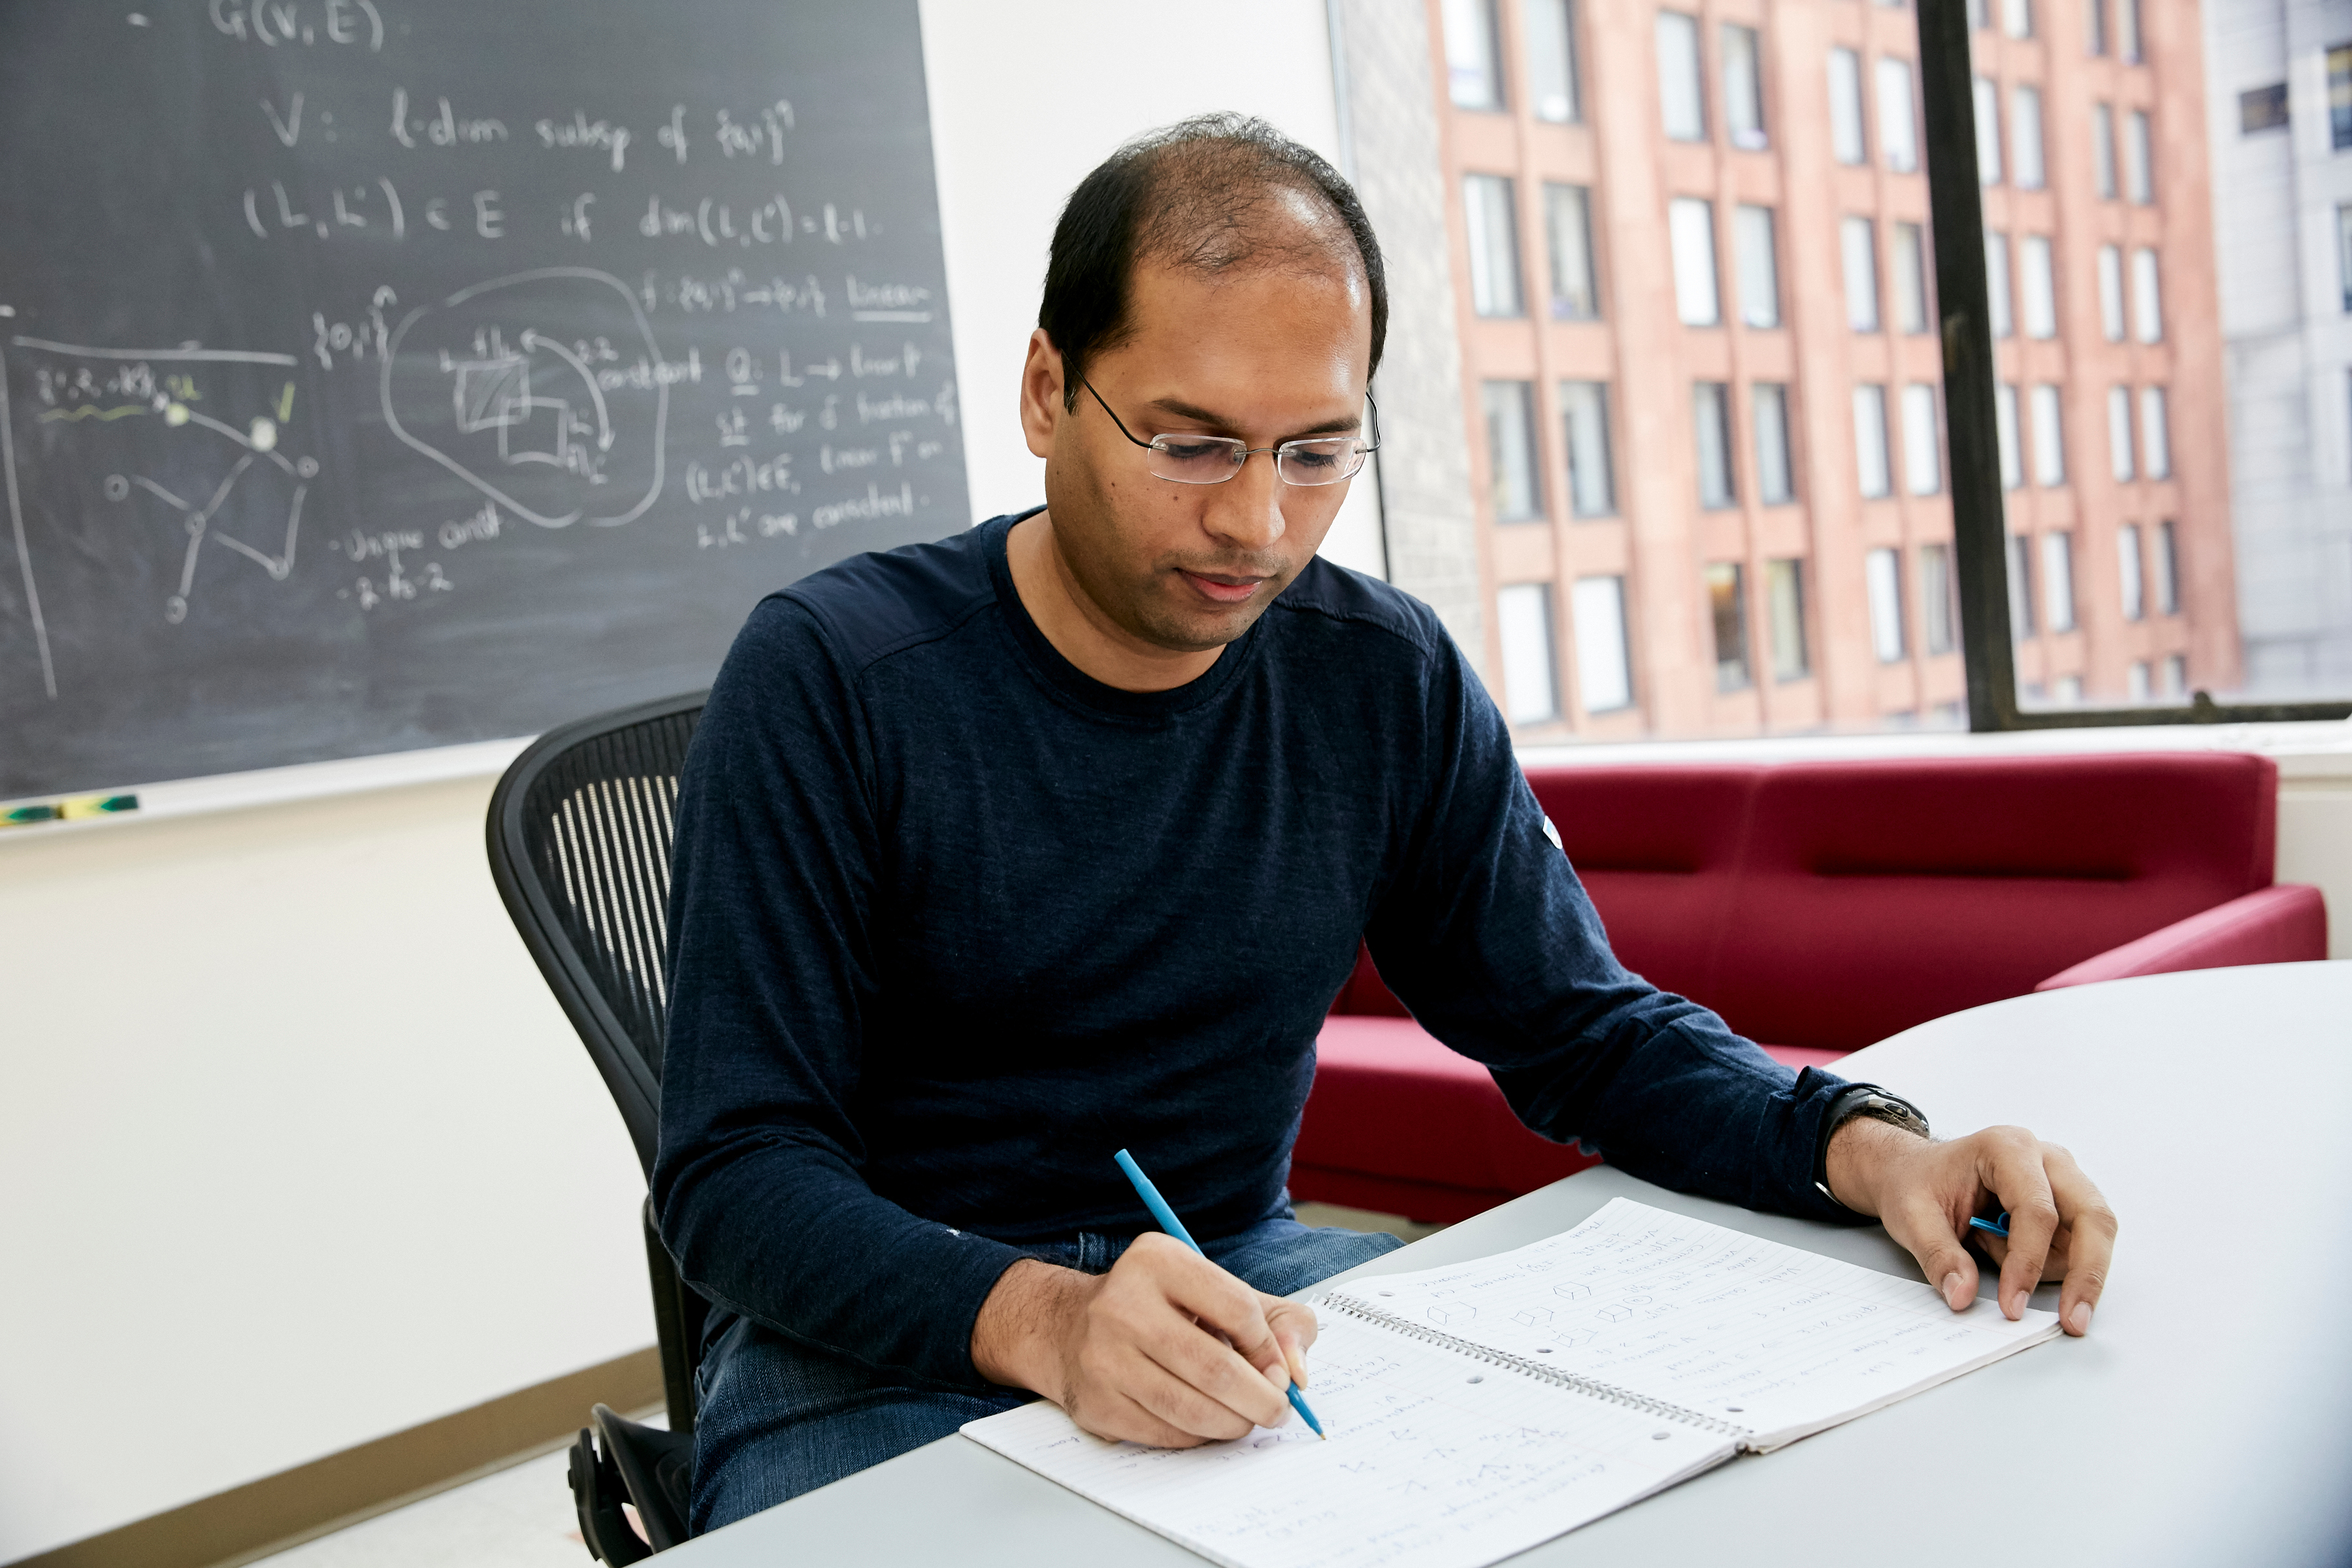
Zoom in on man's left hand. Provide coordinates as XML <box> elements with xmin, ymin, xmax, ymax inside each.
<box><xmin>1824</xmin><ymin>1118</ymin><xmax>2117</xmax><ymax>1338</ymax></box>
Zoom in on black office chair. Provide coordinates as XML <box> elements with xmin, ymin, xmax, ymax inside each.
<box><xmin>487</xmin><ymin>691</ymin><xmax>709</xmax><ymax>1561</ymax></box>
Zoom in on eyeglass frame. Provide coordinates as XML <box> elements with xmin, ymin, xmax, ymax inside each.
<box><xmin>1080</xmin><ymin>380</ymin><xmax>1381</xmax><ymax>487</ymax></box>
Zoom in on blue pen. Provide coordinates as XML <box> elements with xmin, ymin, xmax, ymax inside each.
<box><xmin>1968</xmin><ymin>1211</ymin><xmax>2011</xmax><ymax>1239</ymax></box>
<box><xmin>1113</xmin><ymin>1148</ymin><xmax>1328</xmax><ymax>1441</ymax></box>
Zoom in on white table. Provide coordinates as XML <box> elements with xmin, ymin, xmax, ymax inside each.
<box><xmin>666</xmin><ymin>962</ymin><xmax>2352</xmax><ymax>1567</ymax></box>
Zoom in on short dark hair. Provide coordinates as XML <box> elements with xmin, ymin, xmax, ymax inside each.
<box><xmin>1037</xmin><ymin>113</ymin><xmax>1388</xmax><ymax>411</ymax></box>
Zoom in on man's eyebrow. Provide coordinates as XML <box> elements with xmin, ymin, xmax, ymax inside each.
<box><xmin>1145</xmin><ymin>397</ymin><xmax>1363</xmax><ymax>440</ymax></box>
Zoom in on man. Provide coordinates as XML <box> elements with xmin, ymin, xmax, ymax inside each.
<box><xmin>658</xmin><ymin>114</ymin><xmax>2116</xmax><ymax>1533</ymax></box>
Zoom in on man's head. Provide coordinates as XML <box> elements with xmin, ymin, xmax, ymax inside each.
<box><xmin>1019</xmin><ymin>115</ymin><xmax>1385</xmax><ymax>667</ymax></box>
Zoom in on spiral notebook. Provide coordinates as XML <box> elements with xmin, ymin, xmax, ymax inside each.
<box><xmin>962</xmin><ymin>1198</ymin><xmax>2059</xmax><ymax>1568</ymax></box>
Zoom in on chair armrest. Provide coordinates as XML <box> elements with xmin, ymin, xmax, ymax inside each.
<box><xmin>2035</xmin><ymin>884</ymin><xmax>2328</xmax><ymax>992</ymax></box>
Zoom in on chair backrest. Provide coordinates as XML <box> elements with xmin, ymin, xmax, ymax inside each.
<box><xmin>487</xmin><ymin>692</ymin><xmax>706</xmax><ymax>1179</ymax></box>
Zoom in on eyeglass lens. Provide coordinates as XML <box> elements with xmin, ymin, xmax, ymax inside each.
<box><xmin>1147</xmin><ymin>436</ymin><xmax>1367</xmax><ymax>487</ymax></box>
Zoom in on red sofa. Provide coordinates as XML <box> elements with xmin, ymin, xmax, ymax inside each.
<box><xmin>1294</xmin><ymin>751</ymin><xmax>2327</xmax><ymax>1222</ymax></box>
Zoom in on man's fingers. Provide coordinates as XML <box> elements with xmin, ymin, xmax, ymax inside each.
<box><xmin>1979</xmin><ymin>1128</ymin><xmax>2061</xmax><ymax>1320</ymax></box>
<box><xmin>1124</xmin><ymin>1347</ymin><xmax>1265</xmax><ymax>1442</ymax></box>
<box><xmin>1885</xmin><ymin>1188</ymin><xmax>1980</xmax><ymax>1313</ymax></box>
<box><xmin>1266</xmin><ymin>1297</ymin><xmax>1318</xmax><ymax>1387</ymax></box>
<box><xmin>2044</xmin><ymin>1147</ymin><xmax>2118</xmax><ymax>1336</ymax></box>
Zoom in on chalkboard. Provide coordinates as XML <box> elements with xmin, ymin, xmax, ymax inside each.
<box><xmin>0</xmin><ymin>0</ymin><xmax>969</xmax><ymax>799</ymax></box>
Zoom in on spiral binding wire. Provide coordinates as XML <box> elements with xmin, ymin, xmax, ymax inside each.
<box><xmin>1320</xmin><ymin>1292</ymin><xmax>1757</xmax><ymax>1445</ymax></box>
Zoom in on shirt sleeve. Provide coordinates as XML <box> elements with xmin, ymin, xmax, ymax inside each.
<box><xmin>1362</xmin><ymin>636</ymin><xmax>1861</xmax><ymax>1224</ymax></box>
<box><xmin>652</xmin><ymin>597</ymin><xmax>1028</xmax><ymax>1391</ymax></box>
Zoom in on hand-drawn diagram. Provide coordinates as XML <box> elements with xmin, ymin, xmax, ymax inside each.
<box><xmin>106</xmin><ymin>406</ymin><xmax>319</xmax><ymax>626</ymax></box>
<box><xmin>380</xmin><ymin>268</ymin><xmax>670</xmax><ymax>529</ymax></box>
<box><xmin>1428</xmin><ymin>1304</ymin><xmax>1476</xmax><ymax>1328</ymax></box>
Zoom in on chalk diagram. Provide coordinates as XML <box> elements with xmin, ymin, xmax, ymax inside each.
<box><xmin>380</xmin><ymin>268</ymin><xmax>668</xmax><ymax>529</ymax></box>
<box><xmin>106</xmin><ymin>403</ymin><xmax>318</xmax><ymax>626</ymax></box>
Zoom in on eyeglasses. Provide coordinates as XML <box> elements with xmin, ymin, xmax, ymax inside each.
<box><xmin>1082</xmin><ymin>380</ymin><xmax>1380</xmax><ymax>487</ymax></box>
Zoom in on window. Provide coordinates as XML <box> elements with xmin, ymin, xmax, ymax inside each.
<box><xmin>2140</xmin><ymin>386</ymin><xmax>2170</xmax><ymax>478</ymax></box>
<box><xmin>2012</xmin><ymin>86</ymin><xmax>2046</xmax><ymax>189</ymax></box>
<box><xmin>1733</xmin><ymin>204</ymin><xmax>1780</xmax><ymax>327</ymax></box>
<box><xmin>1986</xmin><ymin>233</ymin><xmax>2014</xmax><ymax>336</ymax></box>
<box><xmin>2020</xmin><ymin>235</ymin><xmax>2057</xmax><ymax>338</ymax></box>
<box><xmin>1921</xmin><ymin>542</ymin><xmax>1957</xmax><ymax>653</ymax></box>
<box><xmin>1877</xmin><ymin>58</ymin><xmax>1918</xmax><ymax>172</ymax></box>
<box><xmin>1463</xmin><ymin>174</ymin><xmax>1524</xmax><ymax>318</ymax></box>
<box><xmin>1968</xmin><ymin>0</ymin><xmax>1990</xmax><ymax>30</ymax></box>
<box><xmin>2002</xmin><ymin>0</ymin><xmax>2033</xmax><ymax>40</ymax></box>
<box><xmin>2108</xmin><ymin>385</ymin><xmax>2135</xmax><ymax>480</ymax></box>
<box><xmin>2154</xmin><ymin>519</ymin><xmax>2179</xmax><ymax>613</ymax></box>
<box><xmin>1571</xmin><ymin>576</ymin><xmax>1633</xmax><ymax>710</ymax></box>
<box><xmin>1723</xmin><ymin>24</ymin><xmax>1766</xmax><ymax>149</ymax></box>
<box><xmin>2122</xmin><ymin>661</ymin><xmax>2149</xmax><ymax>702</ymax></box>
<box><xmin>2118</xmin><ymin>523</ymin><xmax>2144</xmax><ymax>619</ymax></box>
<box><xmin>1867</xmin><ymin>547</ymin><xmax>1908</xmax><ymax>662</ymax></box>
<box><xmin>2093</xmin><ymin>104</ymin><xmax>2117</xmax><ymax>198</ymax></box>
<box><xmin>1765</xmin><ymin>559</ymin><xmax>1810</xmax><ymax>679</ymax></box>
<box><xmin>1854</xmin><ymin>384</ymin><xmax>1893</xmax><ymax>497</ymax></box>
<box><xmin>1891</xmin><ymin>223</ymin><xmax>1929</xmax><ymax>334</ymax></box>
<box><xmin>1525</xmin><ymin>0</ymin><xmax>1580</xmax><ymax>123</ymax></box>
<box><xmin>1694</xmin><ymin>382</ymin><xmax>1737</xmax><ymax>508</ymax></box>
<box><xmin>1996</xmin><ymin>383</ymin><xmax>2023</xmax><ymax>489</ymax></box>
<box><xmin>2087</xmin><ymin>0</ymin><xmax>2108</xmax><ymax>55</ymax></box>
<box><xmin>1829</xmin><ymin>48</ymin><xmax>1867</xmax><ymax>166</ymax></box>
<box><xmin>1658</xmin><ymin>12</ymin><xmax>1706</xmax><ymax>141</ymax></box>
<box><xmin>2123</xmin><ymin>110</ymin><xmax>2153</xmax><ymax>203</ymax></box>
<box><xmin>1544</xmin><ymin>184</ymin><xmax>1599</xmax><ymax>319</ymax></box>
<box><xmin>2162</xmin><ymin>653</ymin><xmax>2187</xmax><ymax>696</ymax></box>
<box><xmin>1974</xmin><ymin>76</ymin><xmax>2003</xmax><ymax>183</ymax></box>
<box><xmin>1753</xmin><ymin>384</ymin><xmax>1794</xmax><ymax>504</ymax></box>
<box><xmin>1842</xmin><ymin>216</ymin><xmax>1880</xmax><ymax>331</ymax></box>
<box><xmin>2031</xmin><ymin>384</ymin><xmax>2067</xmax><ymax>485</ymax></box>
<box><xmin>2341</xmin><ymin>204</ymin><xmax>2352</xmax><ymax>311</ymax></box>
<box><xmin>1497</xmin><ymin>583</ymin><xmax>1561</xmax><ymax>723</ymax></box>
<box><xmin>2006</xmin><ymin>535</ymin><xmax>2036</xmax><ymax>636</ymax></box>
<box><xmin>1442</xmin><ymin>0</ymin><xmax>1505</xmax><ymax>109</ymax></box>
<box><xmin>1707</xmin><ymin>562</ymin><xmax>1752</xmax><ymax>689</ymax></box>
<box><xmin>2097</xmin><ymin>245</ymin><xmax>2125</xmax><ymax>341</ymax></box>
<box><xmin>1901</xmin><ymin>384</ymin><xmax>1942</xmax><ymax>495</ymax></box>
<box><xmin>2055</xmin><ymin>674</ymin><xmax>2085</xmax><ymax>705</ymax></box>
<box><xmin>1670</xmin><ymin>198</ymin><xmax>1721</xmax><ymax>325</ymax></box>
<box><xmin>2117</xmin><ymin>0</ymin><xmax>2141</xmax><ymax>61</ymax></box>
<box><xmin>2042</xmin><ymin>531</ymin><xmax>2076</xmax><ymax>631</ymax></box>
<box><xmin>2132</xmin><ymin>247</ymin><xmax>2163</xmax><ymax>342</ymax></box>
<box><xmin>1560</xmin><ymin>381</ymin><xmax>1616</xmax><ymax>515</ymax></box>
<box><xmin>2240</xmin><ymin>84</ymin><xmax>2289</xmax><ymax>135</ymax></box>
<box><xmin>1482</xmin><ymin>380</ymin><xmax>1544</xmax><ymax>520</ymax></box>
<box><xmin>2332</xmin><ymin>45</ymin><xmax>2352</xmax><ymax>150</ymax></box>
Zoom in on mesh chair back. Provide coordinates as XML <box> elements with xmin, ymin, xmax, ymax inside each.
<box><xmin>489</xmin><ymin>692</ymin><xmax>706</xmax><ymax>1179</ymax></box>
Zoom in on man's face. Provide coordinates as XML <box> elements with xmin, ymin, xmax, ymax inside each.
<box><xmin>1031</xmin><ymin>248</ymin><xmax>1374</xmax><ymax>655</ymax></box>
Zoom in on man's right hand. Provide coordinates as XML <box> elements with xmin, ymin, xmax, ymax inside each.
<box><xmin>970</xmin><ymin>1232</ymin><xmax>1318</xmax><ymax>1447</ymax></box>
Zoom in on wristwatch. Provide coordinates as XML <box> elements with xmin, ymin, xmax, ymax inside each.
<box><xmin>1813</xmin><ymin>1085</ymin><xmax>1933</xmax><ymax>1210</ymax></box>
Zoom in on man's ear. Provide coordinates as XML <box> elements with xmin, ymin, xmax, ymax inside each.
<box><xmin>1019</xmin><ymin>329</ymin><xmax>1066</xmax><ymax>461</ymax></box>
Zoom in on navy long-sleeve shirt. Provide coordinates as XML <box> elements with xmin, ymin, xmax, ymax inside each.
<box><xmin>654</xmin><ymin>511</ymin><xmax>1859</xmax><ymax>1393</ymax></box>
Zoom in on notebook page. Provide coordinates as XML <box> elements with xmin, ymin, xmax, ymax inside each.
<box><xmin>960</xmin><ymin>1308</ymin><xmax>1735</xmax><ymax>1568</ymax></box>
<box><xmin>1328</xmin><ymin>1198</ymin><xmax>2059</xmax><ymax>1450</ymax></box>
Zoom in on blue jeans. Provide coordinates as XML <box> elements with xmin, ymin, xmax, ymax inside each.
<box><xmin>688</xmin><ymin>1207</ymin><xmax>1403</xmax><ymax>1535</ymax></box>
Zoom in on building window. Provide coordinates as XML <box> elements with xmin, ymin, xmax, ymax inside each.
<box><xmin>2163</xmin><ymin>653</ymin><xmax>2187</xmax><ymax>695</ymax></box>
<box><xmin>2097</xmin><ymin>245</ymin><xmax>2125</xmax><ymax>341</ymax></box>
<box><xmin>2012</xmin><ymin>85</ymin><xmax>2046</xmax><ymax>189</ymax></box>
<box><xmin>1877</xmin><ymin>58</ymin><xmax>1918</xmax><ymax>171</ymax></box>
<box><xmin>2117</xmin><ymin>0</ymin><xmax>2141</xmax><ymax>61</ymax></box>
<box><xmin>1986</xmin><ymin>233</ymin><xmax>2014</xmax><ymax>336</ymax></box>
<box><xmin>2053</xmin><ymin>674</ymin><xmax>2085</xmax><ymax>705</ymax></box>
<box><xmin>2043</xmin><ymin>531</ymin><xmax>2077</xmax><ymax>630</ymax></box>
<box><xmin>1765</xmin><ymin>559</ymin><xmax>1810</xmax><ymax>679</ymax></box>
<box><xmin>1571</xmin><ymin>575</ymin><xmax>1634</xmax><ymax>710</ymax></box>
<box><xmin>2155</xmin><ymin>519</ymin><xmax>2180</xmax><ymax>613</ymax></box>
<box><xmin>1524</xmin><ymin>0</ymin><xmax>1581</xmax><ymax>123</ymax></box>
<box><xmin>2131</xmin><ymin>247</ymin><xmax>2164</xmax><ymax>342</ymax></box>
<box><xmin>1560</xmin><ymin>380</ymin><xmax>1616</xmax><ymax>515</ymax></box>
<box><xmin>1968</xmin><ymin>0</ymin><xmax>1990</xmax><ymax>30</ymax></box>
<box><xmin>2240</xmin><ymin>84</ymin><xmax>2289</xmax><ymax>134</ymax></box>
<box><xmin>1442</xmin><ymin>0</ymin><xmax>1505</xmax><ymax>109</ymax></box>
<box><xmin>1854</xmin><ymin>384</ymin><xmax>1893</xmax><ymax>498</ymax></box>
<box><xmin>2019</xmin><ymin>235</ymin><xmax>2057</xmax><ymax>338</ymax></box>
<box><xmin>1829</xmin><ymin>48</ymin><xmax>1867</xmax><ymax>165</ymax></box>
<box><xmin>2332</xmin><ymin>45</ymin><xmax>2352</xmax><ymax>150</ymax></box>
<box><xmin>1723</xmin><ymin>24</ymin><xmax>1767</xmax><ymax>148</ymax></box>
<box><xmin>1463</xmin><ymin>174</ymin><xmax>1524</xmax><ymax>318</ymax></box>
<box><xmin>1867</xmin><ymin>547</ymin><xmax>1908</xmax><ymax>662</ymax></box>
<box><xmin>2108</xmin><ymin>385</ymin><xmax>2136</xmax><ymax>480</ymax></box>
<box><xmin>1901</xmin><ymin>384</ymin><xmax>1942</xmax><ymax>495</ymax></box>
<box><xmin>2140</xmin><ymin>386</ymin><xmax>2170</xmax><ymax>478</ymax></box>
<box><xmin>2124</xmin><ymin>109</ymin><xmax>2153</xmax><ymax>203</ymax></box>
<box><xmin>1842</xmin><ymin>216</ymin><xmax>1881</xmax><ymax>331</ymax></box>
<box><xmin>2093</xmin><ymin>104</ymin><xmax>2117</xmax><ymax>197</ymax></box>
<box><xmin>1974</xmin><ymin>76</ymin><xmax>2003</xmax><ymax>184</ymax></box>
<box><xmin>1733</xmin><ymin>204</ymin><xmax>1780</xmax><ymax>327</ymax></box>
<box><xmin>1497</xmin><ymin>582</ymin><xmax>1561</xmax><ymax>723</ymax></box>
<box><xmin>2006</xmin><ymin>535</ymin><xmax>2036</xmax><ymax>638</ymax></box>
<box><xmin>1891</xmin><ymin>223</ymin><xmax>1929</xmax><ymax>334</ymax></box>
<box><xmin>2118</xmin><ymin>523</ymin><xmax>2145</xmax><ymax>620</ymax></box>
<box><xmin>1544</xmin><ymin>184</ymin><xmax>1600</xmax><ymax>320</ymax></box>
<box><xmin>2002</xmin><ymin>0</ymin><xmax>2033</xmax><ymax>40</ymax></box>
<box><xmin>2030</xmin><ymin>384</ymin><xmax>2067</xmax><ymax>485</ymax></box>
<box><xmin>1752</xmin><ymin>384</ymin><xmax>1795</xmax><ymax>504</ymax></box>
<box><xmin>1707</xmin><ymin>562</ymin><xmax>1752</xmax><ymax>690</ymax></box>
<box><xmin>1658</xmin><ymin>11</ymin><xmax>1707</xmax><ymax>142</ymax></box>
<box><xmin>1694</xmin><ymin>382</ymin><xmax>1737</xmax><ymax>508</ymax></box>
<box><xmin>1921</xmin><ymin>542</ymin><xmax>1957</xmax><ymax>653</ymax></box>
<box><xmin>1483</xmin><ymin>380</ymin><xmax>1544</xmax><ymax>521</ymax></box>
<box><xmin>2087</xmin><ymin>0</ymin><xmax>2108</xmax><ymax>55</ymax></box>
<box><xmin>2338</xmin><ymin>204</ymin><xmax>2352</xmax><ymax>311</ymax></box>
<box><xmin>1996</xmin><ymin>382</ymin><xmax>2023</xmax><ymax>489</ymax></box>
<box><xmin>1670</xmin><ymin>198</ymin><xmax>1721</xmax><ymax>325</ymax></box>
